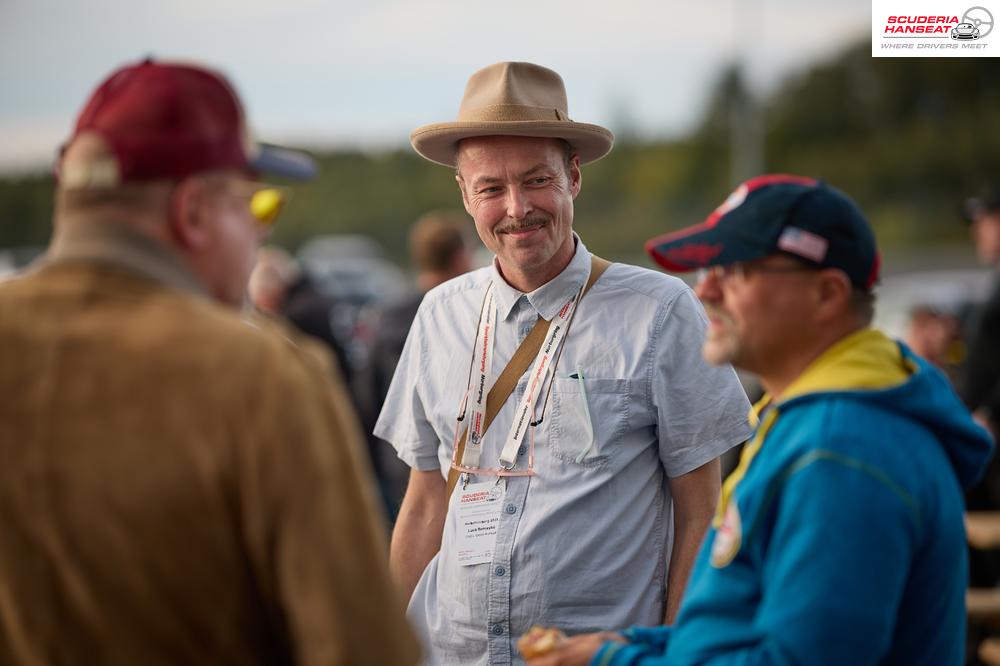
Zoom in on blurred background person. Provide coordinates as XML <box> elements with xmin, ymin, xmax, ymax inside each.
<box><xmin>963</xmin><ymin>188</ymin><xmax>1000</xmax><ymax>439</ymax></box>
<box><xmin>248</xmin><ymin>245</ymin><xmax>300</xmax><ymax>314</ymax></box>
<box><xmin>904</xmin><ymin>303</ymin><xmax>964</xmax><ymax>384</ymax></box>
<box><xmin>0</xmin><ymin>59</ymin><xmax>418</xmax><ymax>666</ymax></box>
<box><xmin>962</xmin><ymin>189</ymin><xmax>1000</xmax><ymax>604</ymax></box>
<box><xmin>355</xmin><ymin>210</ymin><xmax>475</xmax><ymax>521</ymax></box>
<box><xmin>249</xmin><ymin>244</ymin><xmax>352</xmax><ymax>381</ymax></box>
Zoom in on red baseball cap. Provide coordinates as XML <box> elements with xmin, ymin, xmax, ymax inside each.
<box><xmin>58</xmin><ymin>58</ymin><xmax>316</xmax><ymax>188</ymax></box>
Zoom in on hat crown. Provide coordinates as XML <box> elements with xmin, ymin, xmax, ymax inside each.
<box><xmin>60</xmin><ymin>59</ymin><xmax>316</xmax><ymax>187</ymax></box>
<box><xmin>409</xmin><ymin>61</ymin><xmax>613</xmax><ymax>167</ymax></box>
<box><xmin>458</xmin><ymin>62</ymin><xmax>569</xmax><ymax>121</ymax></box>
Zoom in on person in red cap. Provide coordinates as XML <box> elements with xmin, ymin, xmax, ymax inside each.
<box><xmin>526</xmin><ymin>175</ymin><xmax>993</xmax><ymax>666</ymax></box>
<box><xmin>0</xmin><ymin>59</ymin><xmax>419</xmax><ymax>665</ymax></box>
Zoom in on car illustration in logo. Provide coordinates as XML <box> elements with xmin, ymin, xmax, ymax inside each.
<box><xmin>952</xmin><ymin>21</ymin><xmax>981</xmax><ymax>38</ymax></box>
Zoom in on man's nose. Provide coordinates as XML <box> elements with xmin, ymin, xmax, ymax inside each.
<box><xmin>505</xmin><ymin>186</ymin><xmax>532</xmax><ymax>220</ymax></box>
<box><xmin>695</xmin><ymin>269</ymin><xmax>722</xmax><ymax>303</ymax></box>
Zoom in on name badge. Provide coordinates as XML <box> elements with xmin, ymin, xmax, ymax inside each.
<box><xmin>455</xmin><ymin>481</ymin><xmax>504</xmax><ymax>566</ymax></box>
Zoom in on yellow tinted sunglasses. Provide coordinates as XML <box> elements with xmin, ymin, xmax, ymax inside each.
<box><xmin>249</xmin><ymin>187</ymin><xmax>289</xmax><ymax>226</ymax></box>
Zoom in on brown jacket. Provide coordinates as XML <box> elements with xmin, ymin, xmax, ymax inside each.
<box><xmin>0</xmin><ymin>225</ymin><xmax>419</xmax><ymax>665</ymax></box>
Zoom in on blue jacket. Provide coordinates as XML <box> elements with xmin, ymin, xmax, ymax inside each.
<box><xmin>595</xmin><ymin>329</ymin><xmax>994</xmax><ymax>666</ymax></box>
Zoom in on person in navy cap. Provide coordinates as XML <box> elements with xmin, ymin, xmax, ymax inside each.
<box><xmin>528</xmin><ymin>175</ymin><xmax>993</xmax><ymax>666</ymax></box>
<box><xmin>0</xmin><ymin>59</ymin><xmax>418</xmax><ymax>665</ymax></box>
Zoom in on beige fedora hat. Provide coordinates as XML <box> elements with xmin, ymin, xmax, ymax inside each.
<box><xmin>411</xmin><ymin>61</ymin><xmax>614</xmax><ymax>167</ymax></box>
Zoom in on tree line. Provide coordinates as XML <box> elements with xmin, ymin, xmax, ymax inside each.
<box><xmin>2</xmin><ymin>41</ymin><xmax>998</xmax><ymax>269</ymax></box>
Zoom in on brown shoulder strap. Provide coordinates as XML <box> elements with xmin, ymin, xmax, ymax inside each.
<box><xmin>445</xmin><ymin>255</ymin><xmax>611</xmax><ymax>497</ymax></box>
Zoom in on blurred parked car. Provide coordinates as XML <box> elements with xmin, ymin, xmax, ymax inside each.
<box><xmin>295</xmin><ymin>235</ymin><xmax>409</xmax><ymax>368</ymax></box>
<box><xmin>297</xmin><ymin>235</ymin><xmax>408</xmax><ymax>304</ymax></box>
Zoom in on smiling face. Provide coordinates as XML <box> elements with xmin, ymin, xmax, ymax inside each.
<box><xmin>456</xmin><ymin>136</ymin><xmax>581</xmax><ymax>292</ymax></box>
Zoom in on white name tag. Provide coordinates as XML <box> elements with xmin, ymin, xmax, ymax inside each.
<box><xmin>455</xmin><ymin>481</ymin><xmax>504</xmax><ymax>566</ymax></box>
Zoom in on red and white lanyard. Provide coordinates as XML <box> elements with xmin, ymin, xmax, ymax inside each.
<box><xmin>461</xmin><ymin>284</ymin><xmax>497</xmax><ymax>468</ymax></box>
<box><xmin>458</xmin><ymin>275</ymin><xmax>585</xmax><ymax>471</ymax></box>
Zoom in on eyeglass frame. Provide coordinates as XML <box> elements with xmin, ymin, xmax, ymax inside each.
<box><xmin>194</xmin><ymin>174</ymin><xmax>290</xmax><ymax>226</ymax></box>
<box><xmin>695</xmin><ymin>257</ymin><xmax>822</xmax><ymax>286</ymax></box>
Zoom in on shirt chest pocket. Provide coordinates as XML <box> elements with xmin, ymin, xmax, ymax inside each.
<box><xmin>548</xmin><ymin>376</ymin><xmax>631</xmax><ymax>468</ymax></box>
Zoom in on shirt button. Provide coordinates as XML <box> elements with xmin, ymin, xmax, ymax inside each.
<box><xmin>495</xmin><ymin>566</ymin><xmax>506</xmax><ymax>576</ymax></box>
<box><xmin>505</xmin><ymin>504</ymin><xmax>517</xmax><ymax>514</ymax></box>
<box><xmin>492</xmin><ymin>624</ymin><xmax>504</xmax><ymax>636</ymax></box>
<box><xmin>517</xmin><ymin>445</ymin><xmax>527</xmax><ymax>456</ymax></box>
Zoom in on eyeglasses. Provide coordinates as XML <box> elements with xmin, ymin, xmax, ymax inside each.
<box><xmin>205</xmin><ymin>178</ymin><xmax>290</xmax><ymax>226</ymax></box>
<box><xmin>696</xmin><ymin>260</ymin><xmax>818</xmax><ymax>285</ymax></box>
<box><xmin>248</xmin><ymin>187</ymin><xmax>288</xmax><ymax>225</ymax></box>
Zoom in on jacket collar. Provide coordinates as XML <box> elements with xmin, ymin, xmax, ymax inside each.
<box><xmin>43</xmin><ymin>221</ymin><xmax>208</xmax><ymax>298</ymax></box>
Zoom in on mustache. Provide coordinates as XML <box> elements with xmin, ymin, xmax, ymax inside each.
<box><xmin>497</xmin><ymin>216</ymin><xmax>550</xmax><ymax>234</ymax></box>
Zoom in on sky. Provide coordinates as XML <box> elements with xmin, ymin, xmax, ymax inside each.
<box><xmin>0</xmin><ymin>0</ymin><xmax>870</xmax><ymax>174</ymax></box>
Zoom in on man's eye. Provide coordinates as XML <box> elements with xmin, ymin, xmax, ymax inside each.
<box><xmin>529</xmin><ymin>177</ymin><xmax>550</xmax><ymax>185</ymax></box>
<box><xmin>478</xmin><ymin>186</ymin><xmax>502</xmax><ymax>195</ymax></box>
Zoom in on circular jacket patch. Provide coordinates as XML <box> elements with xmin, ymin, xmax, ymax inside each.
<box><xmin>710</xmin><ymin>500</ymin><xmax>742</xmax><ymax>568</ymax></box>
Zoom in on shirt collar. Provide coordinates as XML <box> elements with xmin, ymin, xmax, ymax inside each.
<box><xmin>490</xmin><ymin>234</ymin><xmax>591</xmax><ymax>322</ymax></box>
<box><xmin>43</xmin><ymin>221</ymin><xmax>209</xmax><ymax>298</ymax></box>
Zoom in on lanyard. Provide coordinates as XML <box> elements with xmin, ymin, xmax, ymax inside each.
<box><xmin>461</xmin><ymin>284</ymin><xmax>497</xmax><ymax>468</ymax></box>
<box><xmin>458</xmin><ymin>273</ymin><xmax>587</xmax><ymax>471</ymax></box>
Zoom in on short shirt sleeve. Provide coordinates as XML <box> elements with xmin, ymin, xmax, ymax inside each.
<box><xmin>652</xmin><ymin>287</ymin><xmax>752</xmax><ymax>477</ymax></box>
<box><xmin>373</xmin><ymin>306</ymin><xmax>443</xmax><ymax>473</ymax></box>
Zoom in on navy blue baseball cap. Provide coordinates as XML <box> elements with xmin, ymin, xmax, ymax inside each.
<box><xmin>646</xmin><ymin>174</ymin><xmax>880</xmax><ymax>291</ymax></box>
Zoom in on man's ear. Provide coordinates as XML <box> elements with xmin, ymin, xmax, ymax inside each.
<box><xmin>168</xmin><ymin>177</ymin><xmax>212</xmax><ymax>251</ymax></box>
<box><xmin>568</xmin><ymin>155</ymin><xmax>582</xmax><ymax>199</ymax></box>
<box><xmin>815</xmin><ymin>269</ymin><xmax>853</xmax><ymax>322</ymax></box>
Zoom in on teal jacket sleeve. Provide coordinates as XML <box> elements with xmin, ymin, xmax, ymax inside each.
<box><xmin>596</xmin><ymin>453</ymin><xmax>921</xmax><ymax>665</ymax></box>
<box><xmin>590</xmin><ymin>627</ymin><xmax>672</xmax><ymax>666</ymax></box>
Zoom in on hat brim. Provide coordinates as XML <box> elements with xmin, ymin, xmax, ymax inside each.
<box><xmin>645</xmin><ymin>218</ymin><xmax>771</xmax><ymax>273</ymax></box>
<box><xmin>250</xmin><ymin>143</ymin><xmax>318</xmax><ymax>182</ymax></box>
<box><xmin>411</xmin><ymin>121</ymin><xmax>614</xmax><ymax>167</ymax></box>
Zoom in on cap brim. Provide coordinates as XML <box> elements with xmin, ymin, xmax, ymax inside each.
<box><xmin>645</xmin><ymin>219</ymin><xmax>771</xmax><ymax>273</ymax></box>
<box><xmin>410</xmin><ymin>120</ymin><xmax>614</xmax><ymax>167</ymax></box>
<box><xmin>250</xmin><ymin>143</ymin><xmax>318</xmax><ymax>181</ymax></box>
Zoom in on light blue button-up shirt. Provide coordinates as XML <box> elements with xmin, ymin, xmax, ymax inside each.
<box><xmin>375</xmin><ymin>237</ymin><xmax>751</xmax><ymax>665</ymax></box>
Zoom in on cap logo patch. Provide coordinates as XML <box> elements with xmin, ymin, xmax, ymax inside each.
<box><xmin>663</xmin><ymin>242</ymin><xmax>724</xmax><ymax>266</ymax></box>
<box><xmin>715</xmin><ymin>184</ymin><xmax>748</xmax><ymax>217</ymax></box>
<box><xmin>777</xmin><ymin>226</ymin><xmax>828</xmax><ymax>263</ymax></box>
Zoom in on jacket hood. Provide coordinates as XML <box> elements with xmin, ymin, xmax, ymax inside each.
<box><xmin>773</xmin><ymin>329</ymin><xmax>994</xmax><ymax>490</ymax></box>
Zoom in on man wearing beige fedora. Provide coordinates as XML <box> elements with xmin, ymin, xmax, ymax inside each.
<box><xmin>375</xmin><ymin>61</ymin><xmax>751</xmax><ymax>665</ymax></box>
